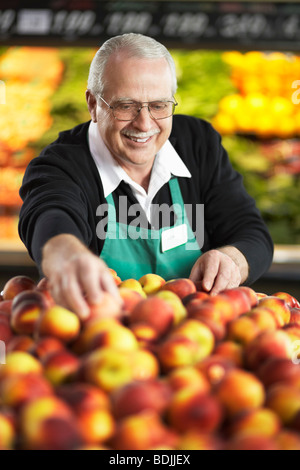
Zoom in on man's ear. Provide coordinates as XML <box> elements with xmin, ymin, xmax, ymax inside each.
<box><xmin>86</xmin><ymin>90</ymin><xmax>98</xmax><ymax>122</ymax></box>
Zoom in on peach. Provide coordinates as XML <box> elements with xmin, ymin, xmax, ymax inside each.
<box><xmin>244</xmin><ymin>329</ymin><xmax>293</xmax><ymax>371</ymax></box>
<box><xmin>42</xmin><ymin>349</ymin><xmax>80</xmax><ymax>386</ymax></box>
<box><xmin>108</xmin><ymin>268</ymin><xmax>122</xmax><ymax>286</ymax></box>
<box><xmin>266</xmin><ymin>384</ymin><xmax>300</xmax><ymax>425</ymax></box>
<box><xmin>76</xmin><ymin>407</ymin><xmax>115</xmax><ymax>445</ymax></box>
<box><xmin>247</xmin><ymin>306</ymin><xmax>278</xmax><ymax>332</ymax></box>
<box><xmin>2</xmin><ymin>275</ymin><xmax>36</xmax><ymax>300</ymax></box>
<box><xmin>155</xmin><ymin>290</ymin><xmax>187</xmax><ymax>325</ymax></box>
<box><xmin>272</xmin><ymin>291</ymin><xmax>300</xmax><ymax>308</ymax></box>
<box><xmin>110</xmin><ymin>410</ymin><xmax>179</xmax><ymax>451</ymax></box>
<box><xmin>0</xmin><ymin>312</ymin><xmax>9</xmax><ymax>325</ymax></box>
<box><xmin>214</xmin><ymin>340</ymin><xmax>244</xmax><ymax>367</ymax></box>
<box><xmin>129</xmin><ymin>296</ymin><xmax>176</xmax><ymax>337</ymax></box>
<box><xmin>256</xmin><ymin>292</ymin><xmax>268</xmax><ymax>300</ymax></box>
<box><xmin>111</xmin><ymin>379</ymin><xmax>172</xmax><ymax>419</ymax></box>
<box><xmin>0</xmin><ymin>411</ymin><xmax>15</xmax><ymax>450</ymax></box>
<box><xmin>181</xmin><ymin>291</ymin><xmax>209</xmax><ymax>307</ymax></box>
<box><xmin>257</xmin><ymin>357</ymin><xmax>300</xmax><ymax>389</ymax></box>
<box><xmin>138</xmin><ymin>273</ymin><xmax>166</xmax><ymax>295</ymax></box>
<box><xmin>194</xmin><ymin>316</ymin><xmax>226</xmax><ymax>343</ymax></box>
<box><xmin>87</xmin><ymin>292</ymin><xmax>122</xmax><ymax>322</ymax></box>
<box><xmin>187</xmin><ymin>298</ymin><xmax>224</xmax><ymax>325</ymax></box>
<box><xmin>6</xmin><ymin>335</ymin><xmax>35</xmax><ymax>353</ymax></box>
<box><xmin>30</xmin><ymin>336</ymin><xmax>66</xmax><ymax>361</ymax></box>
<box><xmin>0</xmin><ymin>351</ymin><xmax>43</xmax><ymax>380</ymax></box>
<box><xmin>237</xmin><ymin>286</ymin><xmax>258</xmax><ymax>308</ymax></box>
<box><xmin>79</xmin><ymin>347</ymin><xmax>133</xmax><ymax>393</ymax></box>
<box><xmin>157</xmin><ymin>335</ymin><xmax>201</xmax><ymax>371</ymax></box>
<box><xmin>167</xmin><ymin>388</ymin><xmax>224</xmax><ymax>433</ymax></box>
<box><xmin>196</xmin><ymin>355</ymin><xmax>235</xmax><ymax>387</ymax></box>
<box><xmin>10</xmin><ymin>290</ymin><xmax>49</xmax><ymax>335</ymax></box>
<box><xmin>170</xmin><ymin>318</ymin><xmax>215</xmax><ymax>360</ymax></box>
<box><xmin>177</xmin><ymin>431</ymin><xmax>224</xmax><ymax>450</ymax></box>
<box><xmin>258</xmin><ymin>296</ymin><xmax>291</xmax><ymax>325</ymax></box>
<box><xmin>20</xmin><ymin>396</ymin><xmax>81</xmax><ymax>450</ymax></box>
<box><xmin>119</xmin><ymin>278</ymin><xmax>146</xmax><ymax>297</ymax></box>
<box><xmin>282</xmin><ymin>323</ymin><xmax>300</xmax><ymax>342</ymax></box>
<box><xmin>118</xmin><ymin>287</ymin><xmax>144</xmax><ymax>316</ymax></box>
<box><xmin>130</xmin><ymin>323</ymin><xmax>160</xmax><ymax>350</ymax></box>
<box><xmin>225</xmin><ymin>434</ymin><xmax>279</xmax><ymax>450</ymax></box>
<box><xmin>219</xmin><ymin>288</ymin><xmax>252</xmax><ymax>319</ymax></box>
<box><xmin>35</xmin><ymin>277</ymin><xmax>56</xmax><ymax>307</ymax></box>
<box><xmin>275</xmin><ymin>430</ymin><xmax>300</xmax><ymax>451</ymax></box>
<box><xmin>71</xmin><ymin>317</ymin><xmax>121</xmax><ymax>354</ymax></box>
<box><xmin>214</xmin><ymin>368</ymin><xmax>265</xmax><ymax>417</ymax></box>
<box><xmin>226</xmin><ymin>315</ymin><xmax>260</xmax><ymax>345</ymax></box>
<box><xmin>86</xmin><ymin>322</ymin><xmax>138</xmax><ymax>354</ymax></box>
<box><xmin>0</xmin><ymin>300</ymin><xmax>12</xmax><ymax>316</ymax></box>
<box><xmin>0</xmin><ymin>372</ymin><xmax>53</xmax><ymax>409</ymax></box>
<box><xmin>38</xmin><ymin>305</ymin><xmax>81</xmax><ymax>343</ymax></box>
<box><xmin>159</xmin><ymin>278</ymin><xmax>196</xmax><ymax>299</ymax></box>
<box><xmin>289</xmin><ymin>307</ymin><xmax>300</xmax><ymax>325</ymax></box>
<box><xmin>130</xmin><ymin>348</ymin><xmax>160</xmax><ymax>382</ymax></box>
<box><xmin>56</xmin><ymin>383</ymin><xmax>110</xmax><ymax>413</ymax></box>
<box><xmin>0</xmin><ymin>319</ymin><xmax>13</xmax><ymax>344</ymax></box>
<box><xmin>226</xmin><ymin>407</ymin><xmax>281</xmax><ymax>438</ymax></box>
<box><xmin>166</xmin><ymin>366</ymin><xmax>211</xmax><ymax>394</ymax></box>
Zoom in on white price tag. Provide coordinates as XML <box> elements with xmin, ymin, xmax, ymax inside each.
<box><xmin>161</xmin><ymin>224</ymin><xmax>188</xmax><ymax>253</ymax></box>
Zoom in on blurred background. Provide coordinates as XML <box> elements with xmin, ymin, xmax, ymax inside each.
<box><xmin>0</xmin><ymin>0</ymin><xmax>299</xmax><ymax>297</ymax></box>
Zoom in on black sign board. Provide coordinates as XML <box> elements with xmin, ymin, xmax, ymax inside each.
<box><xmin>0</xmin><ymin>1</ymin><xmax>300</xmax><ymax>50</ymax></box>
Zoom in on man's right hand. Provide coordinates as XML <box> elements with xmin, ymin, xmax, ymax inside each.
<box><xmin>41</xmin><ymin>234</ymin><xmax>122</xmax><ymax>320</ymax></box>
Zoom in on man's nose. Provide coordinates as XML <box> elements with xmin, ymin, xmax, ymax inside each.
<box><xmin>133</xmin><ymin>105</ymin><xmax>154</xmax><ymax>128</ymax></box>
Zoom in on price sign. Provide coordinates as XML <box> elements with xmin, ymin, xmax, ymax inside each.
<box><xmin>0</xmin><ymin>1</ymin><xmax>300</xmax><ymax>50</ymax></box>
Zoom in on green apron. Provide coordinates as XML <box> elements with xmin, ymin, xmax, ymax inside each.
<box><xmin>100</xmin><ymin>177</ymin><xmax>202</xmax><ymax>281</ymax></box>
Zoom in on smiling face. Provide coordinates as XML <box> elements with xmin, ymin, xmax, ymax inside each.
<box><xmin>86</xmin><ymin>51</ymin><xmax>174</xmax><ymax>181</ymax></box>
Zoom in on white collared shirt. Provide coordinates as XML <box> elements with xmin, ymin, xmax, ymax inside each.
<box><xmin>88</xmin><ymin>120</ymin><xmax>191</xmax><ymax>224</ymax></box>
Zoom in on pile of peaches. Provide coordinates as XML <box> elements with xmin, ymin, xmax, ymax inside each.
<box><xmin>1</xmin><ymin>271</ymin><xmax>300</xmax><ymax>450</ymax></box>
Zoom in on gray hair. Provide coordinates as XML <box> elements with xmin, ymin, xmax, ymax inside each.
<box><xmin>87</xmin><ymin>33</ymin><xmax>177</xmax><ymax>97</ymax></box>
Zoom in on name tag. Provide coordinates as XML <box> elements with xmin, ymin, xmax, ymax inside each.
<box><xmin>161</xmin><ymin>224</ymin><xmax>188</xmax><ymax>253</ymax></box>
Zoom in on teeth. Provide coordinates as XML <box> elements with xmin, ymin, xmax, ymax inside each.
<box><xmin>128</xmin><ymin>136</ymin><xmax>150</xmax><ymax>143</ymax></box>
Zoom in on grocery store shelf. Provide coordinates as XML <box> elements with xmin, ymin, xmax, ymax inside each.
<box><xmin>273</xmin><ymin>245</ymin><xmax>300</xmax><ymax>265</ymax></box>
<box><xmin>0</xmin><ymin>239</ymin><xmax>35</xmax><ymax>267</ymax></box>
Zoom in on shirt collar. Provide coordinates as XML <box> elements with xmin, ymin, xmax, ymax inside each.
<box><xmin>88</xmin><ymin>120</ymin><xmax>191</xmax><ymax>198</ymax></box>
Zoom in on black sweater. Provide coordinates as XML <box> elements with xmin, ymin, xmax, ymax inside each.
<box><xmin>18</xmin><ymin>114</ymin><xmax>273</xmax><ymax>284</ymax></box>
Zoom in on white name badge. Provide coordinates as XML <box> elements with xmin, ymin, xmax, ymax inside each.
<box><xmin>161</xmin><ymin>223</ymin><xmax>188</xmax><ymax>253</ymax></box>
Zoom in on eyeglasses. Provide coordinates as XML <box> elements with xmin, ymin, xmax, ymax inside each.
<box><xmin>99</xmin><ymin>96</ymin><xmax>178</xmax><ymax>121</ymax></box>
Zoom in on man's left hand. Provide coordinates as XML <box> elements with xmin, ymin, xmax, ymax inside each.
<box><xmin>189</xmin><ymin>246</ymin><xmax>249</xmax><ymax>295</ymax></box>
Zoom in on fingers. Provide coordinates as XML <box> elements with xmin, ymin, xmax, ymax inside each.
<box><xmin>189</xmin><ymin>249</ymin><xmax>242</xmax><ymax>295</ymax></box>
<box><xmin>47</xmin><ymin>253</ymin><xmax>121</xmax><ymax>320</ymax></box>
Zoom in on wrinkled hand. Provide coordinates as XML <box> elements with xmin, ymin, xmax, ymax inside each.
<box><xmin>189</xmin><ymin>247</ymin><xmax>249</xmax><ymax>295</ymax></box>
<box><xmin>42</xmin><ymin>234</ymin><xmax>122</xmax><ymax>320</ymax></box>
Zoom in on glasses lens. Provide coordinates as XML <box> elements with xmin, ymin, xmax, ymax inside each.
<box><xmin>113</xmin><ymin>101</ymin><xmax>176</xmax><ymax>121</ymax></box>
<box><xmin>149</xmin><ymin>102</ymin><xmax>175</xmax><ymax>119</ymax></box>
<box><xmin>114</xmin><ymin>102</ymin><xmax>139</xmax><ymax>121</ymax></box>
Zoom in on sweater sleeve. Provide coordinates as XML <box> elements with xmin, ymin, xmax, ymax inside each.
<box><xmin>18</xmin><ymin>146</ymin><xmax>98</xmax><ymax>271</ymax></box>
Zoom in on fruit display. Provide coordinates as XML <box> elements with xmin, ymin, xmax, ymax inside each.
<box><xmin>212</xmin><ymin>51</ymin><xmax>300</xmax><ymax>139</ymax></box>
<box><xmin>1</xmin><ymin>272</ymin><xmax>300</xmax><ymax>450</ymax></box>
<box><xmin>0</xmin><ymin>47</ymin><xmax>64</xmax><ymax>239</ymax></box>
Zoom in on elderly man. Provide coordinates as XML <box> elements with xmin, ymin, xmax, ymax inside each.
<box><xmin>19</xmin><ymin>33</ymin><xmax>273</xmax><ymax>319</ymax></box>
